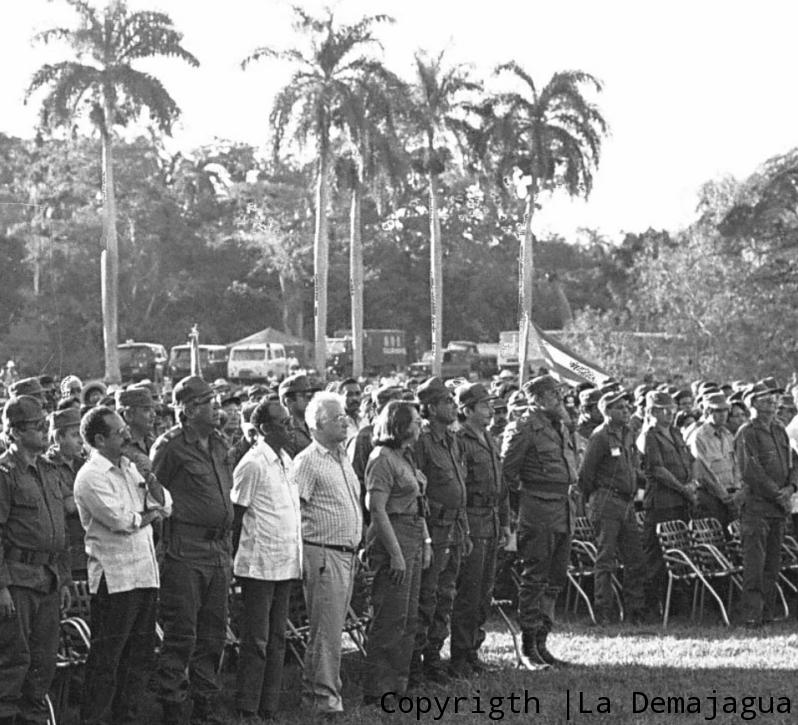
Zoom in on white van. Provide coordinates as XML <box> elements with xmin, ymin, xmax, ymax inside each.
<box><xmin>227</xmin><ymin>342</ymin><xmax>288</xmax><ymax>383</ymax></box>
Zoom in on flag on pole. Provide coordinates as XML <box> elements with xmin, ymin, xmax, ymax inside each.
<box><xmin>529</xmin><ymin>322</ymin><xmax>611</xmax><ymax>387</ymax></box>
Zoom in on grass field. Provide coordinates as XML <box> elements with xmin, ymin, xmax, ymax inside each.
<box><xmin>56</xmin><ymin>613</ymin><xmax>798</xmax><ymax>724</ymax></box>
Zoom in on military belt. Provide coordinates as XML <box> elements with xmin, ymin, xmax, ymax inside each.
<box><xmin>303</xmin><ymin>541</ymin><xmax>358</xmax><ymax>555</ymax></box>
<box><xmin>4</xmin><ymin>546</ymin><xmax>60</xmax><ymax>566</ymax></box>
<box><xmin>427</xmin><ymin>501</ymin><xmax>460</xmax><ymax>523</ymax></box>
<box><xmin>170</xmin><ymin>520</ymin><xmax>229</xmax><ymax>541</ymax></box>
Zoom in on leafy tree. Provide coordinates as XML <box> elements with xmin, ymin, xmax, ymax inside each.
<box><xmin>26</xmin><ymin>0</ymin><xmax>199</xmax><ymax>382</ymax></box>
<box><xmin>486</xmin><ymin>63</ymin><xmax>607</xmax><ymax>381</ymax></box>
<box><xmin>243</xmin><ymin>7</ymin><xmax>392</xmax><ymax>376</ymax></box>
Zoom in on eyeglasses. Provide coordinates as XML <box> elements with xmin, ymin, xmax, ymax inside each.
<box><xmin>322</xmin><ymin>414</ymin><xmax>348</xmax><ymax>424</ymax></box>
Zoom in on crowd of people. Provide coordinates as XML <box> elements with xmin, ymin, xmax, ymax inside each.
<box><xmin>0</xmin><ymin>365</ymin><xmax>797</xmax><ymax>724</ymax></box>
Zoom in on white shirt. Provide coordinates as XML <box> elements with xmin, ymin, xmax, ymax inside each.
<box><xmin>74</xmin><ymin>450</ymin><xmax>172</xmax><ymax>594</ymax></box>
<box><xmin>232</xmin><ymin>439</ymin><xmax>302</xmax><ymax>580</ymax></box>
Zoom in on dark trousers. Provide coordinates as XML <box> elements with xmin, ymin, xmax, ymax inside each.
<box><xmin>365</xmin><ymin>516</ymin><xmax>424</xmax><ymax>696</ymax></box>
<box><xmin>235</xmin><ymin>578</ymin><xmax>292</xmax><ymax>715</ymax></box>
<box><xmin>0</xmin><ymin>586</ymin><xmax>59</xmax><ymax>723</ymax></box>
<box><xmin>80</xmin><ymin>578</ymin><xmax>157</xmax><ymax>725</ymax></box>
<box><xmin>589</xmin><ymin>490</ymin><xmax>646</xmax><ymax>616</ymax></box>
<box><xmin>156</xmin><ymin>556</ymin><xmax>230</xmax><ymax>706</ymax></box>
<box><xmin>450</xmin><ymin>535</ymin><xmax>498</xmax><ymax>661</ymax></box>
<box><xmin>413</xmin><ymin>520</ymin><xmax>460</xmax><ymax>668</ymax></box>
<box><xmin>517</xmin><ymin>499</ymin><xmax>570</xmax><ymax>633</ymax></box>
<box><xmin>643</xmin><ymin>504</ymin><xmax>689</xmax><ymax>606</ymax></box>
<box><xmin>741</xmin><ymin>514</ymin><xmax>785</xmax><ymax>623</ymax></box>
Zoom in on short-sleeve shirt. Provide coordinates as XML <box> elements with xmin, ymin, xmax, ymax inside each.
<box><xmin>365</xmin><ymin>445</ymin><xmax>426</xmax><ymax>516</ymax></box>
<box><xmin>231</xmin><ymin>440</ymin><xmax>301</xmax><ymax>581</ymax></box>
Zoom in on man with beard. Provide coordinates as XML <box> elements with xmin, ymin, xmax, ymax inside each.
<box><xmin>502</xmin><ymin>374</ymin><xmax>578</xmax><ymax>669</ymax></box>
<box><xmin>410</xmin><ymin>377</ymin><xmax>468</xmax><ymax>686</ymax></box>
<box><xmin>151</xmin><ymin>377</ymin><xmax>233</xmax><ymax>725</ymax></box>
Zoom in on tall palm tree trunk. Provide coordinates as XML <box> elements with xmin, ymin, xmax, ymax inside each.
<box><xmin>429</xmin><ymin>170</ymin><xmax>443</xmax><ymax>377</ymax></box>
<box><xmin>100</xmin><ymin>118</ymin><xmax>121</xmax><ymax>384</ymax></box>
<box><xmin>313</xmin><ymin>137</ymin><xmax>330</xmax><ymax>378</ymax></box>
<box><xmin>518</xmin><ymin>186</ymin><xmax>535</xmax><ymax>385</ymax></box>
<box><xmin>349</xmin><ymin>183</ymin><xmax>364</xmax><ymax>378</ymax></box>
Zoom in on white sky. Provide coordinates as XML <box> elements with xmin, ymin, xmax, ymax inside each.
<box><xmin>3</xmin><ymin>0</ymin><xmax>798</xmax><ymax>242</ymax></box>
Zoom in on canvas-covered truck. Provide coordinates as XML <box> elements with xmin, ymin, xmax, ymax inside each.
<box><xmin>327</xmin><ymin>329</ymin><xmax>407</xmax><ymax>377</ymax></box>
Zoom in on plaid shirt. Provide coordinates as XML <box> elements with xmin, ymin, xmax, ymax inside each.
<box><xmin>293</xmin><ymin>440</ymin><xmax>362</xmax><ymax>549</ymax></box>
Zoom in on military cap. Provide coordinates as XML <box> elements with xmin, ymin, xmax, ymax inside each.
<box><xmin>372</xmin><ymin>383</ymin><xmax>403</xmax><ymax>408</ymax></box>
<box><xmin>522</xmin><ymin>374</ymin><xmax>563</xmax><ymax>397</ymax></box>
<box><xmin>9</xmin><ymin>377</ymin><xmax>44</xmax><ymax>398</ymax></box>
<box><xmin>507</xmin><ymin>390</ymin><xmax>528</xmax><ymax>410</ymax></box>
<box><xmin>492</xmin><ymin>397</ymin><xmax>509</xmax><ymax>412</ymax></box>
<box><xmin>278</xmin><ymin>374</ymin><xmax>311</xmax><ymax>397</ymax></box>
<box><xmin>38</xmin><ymin>375</ymin><xmax>55</xmax><ymax>388</ymax></box>
<box><xmin>116</xmin><ymin>386</ymin><xmax>154</xmax><ymax>408</ymax></box>
<box><xmin>416</xmin><ymin>376</ymin><xmax>451</xmax><ymax>405</ymax></box>
<box><xmin>3</xmin><ymin>395</ymin><xmax>45</xmax><ymax>426</ymax></box>
<box><xmin>673</xmin><ymin>388</ymin><xmax>693</xmax><ymax>403</ymax></box>
<box><xmin>598</xmin><ymin>390</ymin><xmax>632</xmax><ymax>415</ymax></box>
<box><xmin>633</xmin><ymin>384</ymin><xmax>654</xmax><ymax>403</ymax></box>
<box><xmin>579</xmin><ymin>388</ymin><xmax>602</xmax><ymax>407</ymax></box>
<box><xmin>455</xmin><ymin>382</ymin><xmax>497</xmax><ymax>408</ymax></box>
<box><xmin>646</xmin><ymin>391</ymin><xmax>675</xmax><ymax>409</ymax></box>
<box><xmin>220</xmin><ymin>393</ymin><xmax>241</xmax><ymax>407</ymax></box>
<box><xmin>212</xmin><ymin>378</ymin><xmax>230</xmax><ymax>390</ymax></box>
<box><xmin>743</xmin><ymin>379</ymin><xmax>782</xmax><ymax>405</ymax></box>
<box><xmin>703</xmin><ymin>392</ymin><xmax>730</xmax><ymax>410</ymax></box>
<box><xmin>173</xmin><ymin>376</ymin><xmax>214</xmax><ymax>406</ymax></box>
<box><xmin>50</xmin><ymin>407</ymin><xmax>81</xmax><ymax>431</ymax></box>
<box><xmin>445</xmin><ymin>377</ymin><xmax>468</xmax><ymax>392</ymax></box>
<box><xmin>496</xmin><ymin>369</ymin><xmax>517</xmax><ymax>382</ymax></box>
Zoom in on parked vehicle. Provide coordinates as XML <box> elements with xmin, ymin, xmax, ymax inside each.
<box><xmin>117</xmin><ymin>341</ymin><xmax>167</xmax><ymax>383</ymax></box>
<box><xmin>328</xmin><ymin>329</ymin><xmax>407</xmax><ymax>376</ymax></box>
<box><xmin>408</xmin><ymin>348</ymin><xmax>475</xmax><ymax>381</ymax></box>
<box><xmin>227</xmin><ymin>342</ymin><xmax>288</xmax><ymax>382</ymax></box>
<box><xmin>168</xmin><ymin>344</ymin><xmax>229</xmax><ymax>382</ymax></box>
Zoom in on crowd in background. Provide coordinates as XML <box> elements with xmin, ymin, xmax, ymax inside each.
<box><xmin>0</xmin><ymin>364</ymin><xmax>796</xmax><ymax>725</ymax></box>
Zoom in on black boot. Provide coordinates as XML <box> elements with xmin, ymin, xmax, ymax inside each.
<box><xmin>535</xmin><ymin>629</ymin><xmax>571</xmax><ymax>668</ymax></box>
<box><xmin>518</xmin><ymin>630</ymin><xmax>550</xmax><ymax>671</ymax></box>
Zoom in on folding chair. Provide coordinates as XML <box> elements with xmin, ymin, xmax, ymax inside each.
<box><xmin>656</xmin><ymin>520</ymin><xmax>733</xmax><ymax>627</ymax></box>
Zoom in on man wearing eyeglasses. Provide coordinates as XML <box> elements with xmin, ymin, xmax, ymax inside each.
<box><xmin>279</xmin><ymin>374</ymin><xmax>315</xmax><ymax>458</ymax></box>
<box><xmin>230</xmin><ymin>395</ymin><xmax>299</xmax><ymax>722</ymax></box>
<box><xmin>736</xmin><ymin>380</ymin><xmax>798</xmax><ymax>628</ymax></box>
<box><xmin>0</xmin><ymin>396</ymin><xmax>72</xmax><ymax>725</ymax></box>
<box><xmin>502</xmin><ymin>374</ymin><xmax>578</xmax><ymax>670</ymax></box>
<box><xmin>74</xmin><ymin>406</ymin><xmax>172</xmax><ymax>725</ymax></box>
<box><xmin>151</xmin><ymin>376</ymin><xmax>234</xmax><ymax>725</ymax></box>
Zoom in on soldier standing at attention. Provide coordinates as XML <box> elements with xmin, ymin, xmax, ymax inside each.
<box><xmin>151</xmin><ymin>377</ymin><xmax>233</xmax><ymax>725</ymax></box>
<box><xmin>279</xmin><ymin>374</ymin><xmax>314</xmax><ymax>458</ymax></box>
<box><xmin>0</xmin><ymin>396</ymin><xmax>72</xmax><ymax>725</ymax></box>
<box><xmin>502</xmin><ymin>374</ymin><xmax>577</xmax><ymax>670</ymax></box>
<box><xmin>450</xmin><ymin>383</ymin><xmax>509</xmax><ymax>676</ymax></box>
<box><xmin>117</xmin><ymin>386</ymin><xmax>157</xmax><ymax>482</ymax></box>
<box><xmin>43</xmin><ymin>407</ymin><xmax>87</xmax><ymax>579</ymax></box>
<box><xmin>411</xmin><ymin>377</ymin><xmax>469</xmax><ymax>685</ymax></box>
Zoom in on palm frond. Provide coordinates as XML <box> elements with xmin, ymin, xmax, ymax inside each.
<box><xmin>118</xmin><ymin>11</ymin><xmax>199</xmax><ymax>67</ymax></box>
<box><xmin>25</xmin><ymin>61</ymin><xmax>101</xmax><ymax>128</ymax></box>
<box><xmin>108</xmin><ymin>66</ymin><xmax>181</xmax><ymax>133</ymax></box>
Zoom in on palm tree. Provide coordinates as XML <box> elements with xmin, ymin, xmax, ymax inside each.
<box><xmin>410</xmin><ymin>52</ymin><xmax>481</xmax><ymax>376</ymax></box>
<box><xmin>488</xmin><ymin>63</ymin><xmax>607</xmax><ymax>382</ymax></box>
<box><xmin>336</xmin><ymin>71</ymin><xmax>407</xmax><ymax>377</ymax></box>
<box><xmin>243</xmin><ymin>8</ymin><xmax>392</xmax><ymax>378</ymax></box>
<box><xmin>26</xmin><ymin>0</ymin><xmax>198</xmax><ymax>383</ymax></box>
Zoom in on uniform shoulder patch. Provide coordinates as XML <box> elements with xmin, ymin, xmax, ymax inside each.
<box><xmin>151</xmin><ymin>425</ymin><xmax>182</xmax><ymax>452</ymax></box>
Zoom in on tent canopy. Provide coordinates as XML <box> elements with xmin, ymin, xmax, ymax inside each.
<box><xmin>230</xmin><ymin>327</ymin><xmax>310</xmax><ymax>347</ymax></box>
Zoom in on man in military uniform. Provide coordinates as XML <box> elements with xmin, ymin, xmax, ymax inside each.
<box><xmin>502</xmin><ymin>374</ymin><xmax>577</xmax><ymax>670</ymax></box>
<box><xmin>578</xmin><ymin>390</ymin><xmax>646</xmax><ymax>625</ymax></box>
<box><xmin>638</xmin><ymin>390</ymin><xmax>697</xmax><ymax>614</ymax></box>
<box><xmin>151</xmin><ymin>377</ymin><xmax>234</xmax><ymax>725</ymax></box>
<box><xmin>43</xmin><ymin>408</ymin><xmax>86</xmax><ymax>579</ymax></box>
<box><xmin>736</xmin><ymin>380</ymin><xmax>798</xmax><ymax>627</ymax></box>
<box><xmin>450</xmin><ymin>383</ymin><xmax>509</xmax><ymax>676</ymax></box>
<box><xmin>411</xmin><ymin>377</ymin><xmax>469</xmax><ymax>685</ymax></box>
<box><xmin>279</xmin><ymin>374</ymin><xmax>314</xmax><ymax>458</ymax></box>
<box><xmin>0</xmin><ymin>396</ymin><xmax>72</xmax><ymax>725</ymax></box>
<box><xmin>117</xmin><ymin>386</ymin><xmax>157</xmax><ymax>481</ymax></box>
